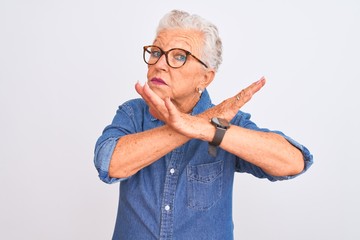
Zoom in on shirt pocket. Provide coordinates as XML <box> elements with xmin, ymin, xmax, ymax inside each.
<box><xmin>187</xmin><ymin>160</ymin><xmax>223</xmax><ymax>211</ymax></box>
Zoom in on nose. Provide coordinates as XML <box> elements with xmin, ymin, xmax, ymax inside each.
<box><xmin>154</xmin><ymin>53</ymin><xmax>169</xmax><ymax>70</ymax></box>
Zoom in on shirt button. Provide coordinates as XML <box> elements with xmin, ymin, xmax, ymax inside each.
<box><xmin>169</xmin><ymin>168</ymin><xmax>175</xmax><ymax>174</ymax></box>
<box><xmin>164</xmin><ymin>205</ymin><xmax>170</xmax><ymax>211</ymax></box>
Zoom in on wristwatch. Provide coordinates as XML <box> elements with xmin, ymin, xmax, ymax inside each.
<box><xmin>208</xmin><ymin>117</ymin><xmax>230</xmax><ymax>157</ymax></box>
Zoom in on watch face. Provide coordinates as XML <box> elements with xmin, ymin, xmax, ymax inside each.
<box><xmin>218</xmin><ymin>118</ymin><xmax>230</xmax><ymax>127</ymax></box>
<box><xmin>212</xmin><ymin>117</ymin><xmax>230</xmax><ymax>128</ymax></box>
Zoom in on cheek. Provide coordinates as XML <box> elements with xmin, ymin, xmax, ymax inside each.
<box><xmin>175</xmin><ymin>71</ymin><xmax>200</xmax><ymax>92</ymax></box>
<box><xmin>184</xmin><ymin>69</ymin><xmax>203</xmax><ymax>86</ymax></box>
<box><xmin>146</xmin><ymin>67</ymin><xmax>154</xmax><ymax>79</ymax></box>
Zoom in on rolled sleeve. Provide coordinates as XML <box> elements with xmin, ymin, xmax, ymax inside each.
<box><xmin>267</xmin><ymin>135</ymin><xmax>314</xmax><ymax>181</ymax></box>
<box><xmin>93</xmin><ymin>99</ymin><xmax>145</xmax><ymax>184</ymax></box>
<box><xmin>94</xmin><ymin>137</ymin><xmax>124</xmax><ymax>184</ymax></box>
<box><xmin>234</xmin><ymin>111</ymin><xmax>314</xmax><ymax>181</ymax></box>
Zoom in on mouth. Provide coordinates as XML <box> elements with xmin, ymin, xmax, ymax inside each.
<box><xmin>150</xmin><ymin>77</ymin><xmax>167</xmax><ymax>85</ymax></box>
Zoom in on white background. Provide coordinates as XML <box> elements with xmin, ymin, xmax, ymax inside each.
<box><xmin>1</xmin><ymin>0</ymin><xmax>359</xmax><ymax>239</ymax></box>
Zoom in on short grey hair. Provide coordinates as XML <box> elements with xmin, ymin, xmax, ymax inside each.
<box><xmin>156</xmin><ymin>10</ymin><xmax>223</xmax><ymax>71</ymax></box>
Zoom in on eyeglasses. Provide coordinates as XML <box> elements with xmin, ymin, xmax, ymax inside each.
<box><xmin>143</xmin><ymin>45</ymin><xmax>208</xmax><ymax>69</ymax></box>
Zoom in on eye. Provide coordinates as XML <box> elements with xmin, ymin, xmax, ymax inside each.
<box><xmin>151</xmin><ymin>50</ymin><xmax>162</xmax><ymax>58</ymax></box>
<box><xmin>174</xmin><ymin>53</ymin><xmax>187</xmax><ymax>62</ymax></box>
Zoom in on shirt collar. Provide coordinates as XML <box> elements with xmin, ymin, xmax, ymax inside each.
<box><xmin>191</xmin><ymin>89</ymin><xmax>213</xmax><ymax>115</ymax></box>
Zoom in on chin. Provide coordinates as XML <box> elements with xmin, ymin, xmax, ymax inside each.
<box><xmin>149</xmin><ymin>87</ymin><xmax>168</xmax><ymax>100</ymax></box>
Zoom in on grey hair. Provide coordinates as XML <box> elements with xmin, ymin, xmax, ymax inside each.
<box><xmin>156</xmin><ymin>10</ymin><xmax>223</xmax><ymax>71</ymax></box>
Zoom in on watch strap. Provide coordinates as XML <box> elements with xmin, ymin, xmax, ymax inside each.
<box><xmin>208</xmin><ymin>126</ymin><xmax>227</xmax><ymax>157</ymax></box>
<box><xmin>208</xmin><ymin>144</ymin><xmax>217</xmax><ymax>157</ymax></box>
<box><xmin>208</xmin><ymin>117</ymin><xmax>230</xmax><ymax>157</ymax></box>
<box><xmin>209</xmin><ymin>127</ymin><xmax>227</xmax><ymax>146</ymax></box>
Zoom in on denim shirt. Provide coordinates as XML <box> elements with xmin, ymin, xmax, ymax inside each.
<box><xmin>94</xmin><ymin>90</ymin><xmax>313</xmax><ymax>240</ymax></box>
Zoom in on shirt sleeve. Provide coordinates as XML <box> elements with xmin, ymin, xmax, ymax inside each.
<box><xmin>94</xmin><ymin>137</ymin><xmax>123</xmax><ymax>184</ymax></box>
<box><xmin>93</xmin><ymin>101</ymin><xmax>140</xmax><ymax>184</ymax></box>
<box><xmin>234</xmin><ymin>111</ymin><xmax>314</xmax><ymax>181</ymax></box>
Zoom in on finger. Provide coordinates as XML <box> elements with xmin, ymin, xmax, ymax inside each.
<box><xmin>164</xmin><ymin>97</ymin><xmax>178</xmax><ymax>118</ymax></box>
<box><xmin>143</xmin><ymin>83</ymin><xmax>172</xmax><ymax>121</ymax></box>
<box><xmin>135</xmin><ymin>82</ymin><xmax>144</xmax><ymax>96</ymax></box>
<box><xmin>143</xmin><ymin>82</ymin><xmax>164</xmax><ymax>107</ymax></box>
<box><xmin>165</xmin><ymin>97</ymin><xmax>194</xmax><ymax>132</ymax></box>
<box><xmin>247</xmin><ymin>76</ymin><xmax>266</xmax><ymax>95</ymax></box>
<box><xmin>136</xmin><ymin>82</ymin><xmax>159</xmax><ymax>107</ymax></box>
<box><xmin>235</xmin><ymin>77</ymin><xmax>266</xmax><ymax>105</ymax></box>
<box><xmin>135</xmin><ymin>81</ymin><xmax>150</xmax><ymax>101</ymax></box>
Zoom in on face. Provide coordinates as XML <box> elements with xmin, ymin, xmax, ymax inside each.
<box><xmin>147</xmin><ymin>29</ymin><xmax>214</xmax><ymax>112</ymax></box>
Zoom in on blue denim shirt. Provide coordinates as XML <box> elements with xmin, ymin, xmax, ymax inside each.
<box><xmin>94</xmin><ymin>90</ymin><xmax>313</xmax><ymax>240</ymax></box>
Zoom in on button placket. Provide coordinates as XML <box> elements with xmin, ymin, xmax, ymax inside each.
<box><xmin>159</xmin><ymin>150</ymin><xmax>183</xmax><ymax>240</ymax></box>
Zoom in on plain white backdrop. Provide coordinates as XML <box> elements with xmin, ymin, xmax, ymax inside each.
<box><xmin>1</xmin><ymin>0</ymin><xmax>359</xmax><ymax>239</ymax></box>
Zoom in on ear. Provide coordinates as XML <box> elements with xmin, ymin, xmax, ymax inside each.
<box><xmin>200</xmin><ymin>68</ymin><xmax>215</xmax><ymax>89</ymax></box>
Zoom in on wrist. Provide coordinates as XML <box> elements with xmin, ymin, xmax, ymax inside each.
<box><xmin>208</xmin><ymin>117</ymin><xmax>230</xmax><ymax>156</ymax></box>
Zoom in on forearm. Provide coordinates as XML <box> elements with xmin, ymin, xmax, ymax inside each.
<box><xmin>109</xmin><ymin>125</ymin><xmax>189</xmax><ymax>178</ymax></box>
<box><xmin>220</xmin><ymin>126</ymin><xmax>304</xmax><ymax>176</ymax></box>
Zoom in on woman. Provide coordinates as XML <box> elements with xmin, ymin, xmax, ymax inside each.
<box><xmin>94</xmin><ymin>9</ymin><xmax>313</xmax><ymax>240</ymax></box>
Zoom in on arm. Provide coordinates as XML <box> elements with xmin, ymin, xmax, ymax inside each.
<box><xmin>160</xmin><ymin>77</ymin><xmax>305</xmax><ymax>177</ymax></box>
<box><xmin>108</xmin><ymin>82</ymin><xmax>191</xmax><ymax>179</ymax></box>
<box><xmin>107</xmin><ymin>79</ymin><xmax>243</xmax><ymax>179</ymax></box>
<box><xmin>109</xmin><ymin>125</ymin><xmax>189</xmax><ymax>178</ymax></box>
<box><xmin>218</xmin><ymin>127</ymin><xmax>304</xmax><ymax>176</ymax></box>
<box><xmin>108</xmin><ymin>77</ymin><xmax>304</xmax><ymax>180</ymax></box>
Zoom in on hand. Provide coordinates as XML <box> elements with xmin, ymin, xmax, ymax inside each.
<box><xmin>160</xmin><ymin>77</ymin><xmax>266</xmax><ymax>139</ymax></box>
<box><xmin>135</xmin><ymin>82</ymin><xmax>169</xmax><ymax>122</ymax></box>
<box><xmin>200</xmin><ymin>77</ymin><xmax>266</xmax><ymax>122</ymax></box>
<box><xmin>135</xmin><ymin>77</ymin><xmax>266</xmax><ymax>139</ymax></box>
<box><xmin>135</xmin><ymin>81</ymin><xmax>209</xmax><ymax>138</ymax></box>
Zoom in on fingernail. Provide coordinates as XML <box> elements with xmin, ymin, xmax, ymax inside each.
<box><xmin>138</xmin><ymin>80</ymin><xmax>147</xmax><ymax>85</ymax></box>
<box><xmin>257</xmin><ymin>76</ymin><xmax>265</xmax><ymax>84</ymax></box>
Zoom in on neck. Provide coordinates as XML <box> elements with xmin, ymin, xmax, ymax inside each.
<box><xmin>173</xmin><ymin>93</ymin><xmax>201</xmax><ymax>113</ymax></box>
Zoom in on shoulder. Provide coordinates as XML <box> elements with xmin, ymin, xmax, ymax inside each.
<box><xmin>109</xmin><ymin>98</ymin><xmax>151</xmax><ymax>132</ymax></box>
<box><xmin>117</xmin><ymin>98</ymin><xmax>148</xmax><ymax>117</ymax></box>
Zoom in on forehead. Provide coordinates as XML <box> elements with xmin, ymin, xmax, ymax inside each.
<box><xmin>153</xmin><ymin>29</ymin><xmax>204</xmax><ymax>53</ymax></box>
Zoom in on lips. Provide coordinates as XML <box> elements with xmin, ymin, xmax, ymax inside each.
<box><xmin>150</xmin><ymin>77</ymin><xmax>167</xmax><ymax>85</ymax></box>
